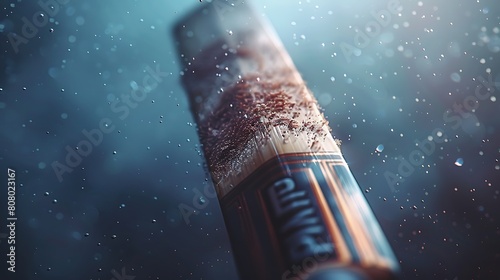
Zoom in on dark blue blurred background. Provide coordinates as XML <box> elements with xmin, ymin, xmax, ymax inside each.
<box><xmin>1</xmin><ymin>0</ymin><xmax>499</xmax><ymax>279</ymax></box>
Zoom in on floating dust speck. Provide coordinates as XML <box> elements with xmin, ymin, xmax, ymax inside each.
<box><xmin>454</xmin><ymin>158</ymin><xmax>464</xmax><ymax>167</ymax></box>
<box><xmin>199</xmin><ymin>196</ymin><xmax>206</xmax><ymax>204</ymax></box>
<box><xmin>450</xmin><ymin>72</ymin><xmax>461</xmax><ymax>82</ymax></box>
